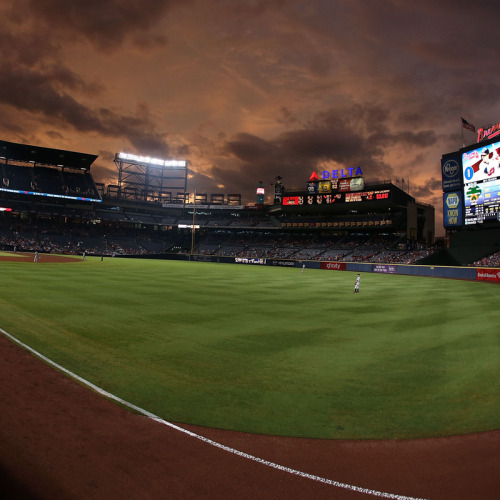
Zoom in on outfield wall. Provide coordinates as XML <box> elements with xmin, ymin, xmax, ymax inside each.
<box><xmin>344</xmin><ymin>262</ymin><xmax>477</xmax><ymax>280</ymax></box>
<box><xmin>187</xmin><ymin>254</ymin><xmax>494</xmax><ymax>280</ymax></box>
<box><xmin>128</xmin><ymin>253</ymin><xmax>500</xmax><ymax>282</ymax></box>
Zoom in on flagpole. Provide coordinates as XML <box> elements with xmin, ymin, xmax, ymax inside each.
<box><xmin>461</xmin><ymin>117</ymin><xmax>465</xmax><ymax>148</ymax></box>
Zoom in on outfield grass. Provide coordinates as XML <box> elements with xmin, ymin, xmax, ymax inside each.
<box><xmin>0</xmin><ymin>257</ymin><xmax>498</xmax><ymax>439</ymax></box>
<box><xmin>0</xmin><ymin>251</ymin><xmax>27</xmax><ymax>258</ymax></box>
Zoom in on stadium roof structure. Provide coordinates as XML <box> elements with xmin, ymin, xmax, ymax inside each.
<box><xmin>0</xmin><ymin>139</ymin><xmax>98</xmax><ymax>171</ymax></box>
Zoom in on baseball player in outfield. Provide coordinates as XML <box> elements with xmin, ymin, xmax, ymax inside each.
<box><xmin>354</xmin><ymin>274</ymin><xmax>360</xmax><ymax>294</ymax></box>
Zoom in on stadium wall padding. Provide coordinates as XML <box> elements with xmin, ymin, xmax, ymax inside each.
<box><xmin>345</xmin><ymin>262</ymin><xmax>477</xmax><ymax>279</ymax></box>
<box><xmin>132</xmin><ymin>253</ymin><xmax>481</xmax><ymax>280</ymax></box>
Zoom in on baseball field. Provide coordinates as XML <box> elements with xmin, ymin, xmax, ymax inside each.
<box><xmin>0</xmin><ymin>254</ymin><xmax>498</xmax><ymax>440</ymax></box>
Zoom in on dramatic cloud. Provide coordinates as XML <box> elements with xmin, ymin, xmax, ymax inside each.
<box><xmin>1</xmin><ymin>0</ymin><xmax>498</xmax><ymax>235</ymax></box>
<box><xmin>8</xmin><ymin>0</ymin><xmax>178</xmax><ymax>52</ymax></box>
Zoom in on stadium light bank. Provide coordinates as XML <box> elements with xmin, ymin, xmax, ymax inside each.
<box><xmin>117</xmin><ymin>152</ymin><xmax>187</xmax><ymax>167</ymax></box>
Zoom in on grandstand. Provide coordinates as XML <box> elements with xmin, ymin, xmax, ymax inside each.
<box><xmin>0</xmin><ymin>139</ymin><xmax>442</xmax><ymax>264</ymax></box>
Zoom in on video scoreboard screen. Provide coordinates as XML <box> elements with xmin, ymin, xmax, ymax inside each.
<box><xmin>462</xmin><ymin>140</ymin><xmax>500</xmax><ymax>225</ymax></box>
<box><xmin>282</xmin><ymin>189</ymin><xmax>390</xmax><ymax>206</ymax></box>
<box><xmin>464</xmin><ymin>178</ymin><xmax>500</xmax><ymax>225</ymax></box>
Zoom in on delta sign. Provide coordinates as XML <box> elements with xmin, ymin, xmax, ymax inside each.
<box><xmin>321</xmin><ymin>166</ymin><xmax>363</xmax><ymax>179</ymax></box>
<box><xmin>307</xmin><ymin>168</ymin><xmax>365</xmax><ymax>196</ymax></box>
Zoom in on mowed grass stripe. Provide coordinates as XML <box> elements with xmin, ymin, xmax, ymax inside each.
<box><xmin>0</xmin><ymin>257</ymin><xmax>498</xmax><ymax>439</ymax></box>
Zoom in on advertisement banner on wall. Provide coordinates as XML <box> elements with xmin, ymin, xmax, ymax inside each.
<box><xmin>321</xmin><ymin>262</ymin><xmax>346</xmax><ymax>270</ymax></box>
<box><xmin>443</xmin><ymin>191</ymin><xmax>463</xmax><ymax>227</ymax></box>
<box><xmin>269</xmin><ymin>259</ymin><xmax>295</xmax><ymax>267</ymax></box>
<box><xmin>441</xmin><ymin>153</ymin><xmax>463</xmax><ymax>192</ymax></box>
<box><xmin>234</xmin><ymin>257</ymin><xmax>267</xmax><ymax>265</ymax></box>
<box><xmin>372</xmin><ymin>264</ymin><xmax>398</xmax><ymax>274</ymax></box>
<box><xmin>476</xmin><ymin>268</ymin><xmax>500</xmax><ymax>282</ymax></box>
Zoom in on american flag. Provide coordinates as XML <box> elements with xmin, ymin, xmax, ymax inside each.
<box><xmin>461</xmin><ymin>117</ymin><xmax>476</xmax><ymax>133</ymax></box>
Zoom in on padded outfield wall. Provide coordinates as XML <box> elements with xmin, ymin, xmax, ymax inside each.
<box><xmin>131</xmin><ymin>253</ymin><xmax>499</xmax><ymax>282</ymax></box>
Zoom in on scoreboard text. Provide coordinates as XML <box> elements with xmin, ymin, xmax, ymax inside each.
<box><xmin>283</xmin><ymin>189</ymin><xmax>390</xmax><ymax>206</ymax></box>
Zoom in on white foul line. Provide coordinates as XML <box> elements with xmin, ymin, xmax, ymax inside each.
<box><xmin>0</xmin><ymin>327</ymin><xmax>427</xmax><ymax>500</ymax></box>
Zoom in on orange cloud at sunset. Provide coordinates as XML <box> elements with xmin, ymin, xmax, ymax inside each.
<box><xmin>1</xmin><ymin>0</ymin><xmax>498</xmax><ymax>236</ymax></box>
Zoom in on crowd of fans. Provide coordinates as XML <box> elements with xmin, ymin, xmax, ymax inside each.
<box><xmin>196</xmin><ymin>231</ymin><xmax>433</xmax><ymax>264</ymax></box>
<box><xmin>470</xmin><ymin>251</ymin><xmax>500</xmax><ymax>268</ymax></box>
<box><xmin>0</xmin><ymin>221</ymin><xmax>175</xmax><ymax>257</ymax></box>
<box><xmin>0</xmin><ymin>219</ymin><xmax>438</xmax><ymax>265</ymax></box>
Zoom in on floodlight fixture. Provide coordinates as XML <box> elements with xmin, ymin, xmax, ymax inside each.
<box><xmin>117</xmin><ymin>152</ymin><xmax>187</xmax><ymax>167</ymax></box>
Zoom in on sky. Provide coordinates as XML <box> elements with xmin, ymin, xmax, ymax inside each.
<box><xmin>1</xmin><ymin>0</ymin><xmax>499</xmax><ymax>236</ymax></box>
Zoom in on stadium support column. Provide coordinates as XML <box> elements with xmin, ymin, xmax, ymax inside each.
<box><xmin>190</xmin><ymin>191</ymin><xmax>196</xmax><ymax>255</ymax></box>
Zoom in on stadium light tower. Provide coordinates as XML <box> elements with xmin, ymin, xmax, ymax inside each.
<box><xmin>114</xmin><ymin>152</ymin><xmax>188</xmax><ymax>205</ymax></box>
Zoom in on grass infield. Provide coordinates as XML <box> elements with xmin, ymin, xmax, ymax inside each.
<box><xmin>0</xmin><ymin>257</ymin><xmax>498</xmax><ymax>439</ymax></box>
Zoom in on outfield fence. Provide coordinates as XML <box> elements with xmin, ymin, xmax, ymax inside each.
<box><xmin>123</xmin><ymin>252</ymin><xmax>500</xmax><ymax>282</ymax></box>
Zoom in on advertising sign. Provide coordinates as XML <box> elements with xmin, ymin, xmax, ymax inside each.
<box><xmin>320</xmin><ymin>262</ymin><xmax>346</xmax><ymax>270</ymax></box>
<box><xmin>338</xmin><ymin>177</ymin><xmax>365</xmax><ymax>192</ymax></box>
<box><xmin>443</xmin><ymin>192</ymin><xmax>463</xmax><ymax>227</ymax></box>
<box><xmin>307</xmin><ymin>182</ymin><xmax>317</xmax><ymax>193</ymax></box>
<box><xmin>477</xmin><ymin>121</ymin><xmax>500</xmax><ymax>142</ymax></box>
<box><xmin>372</xmin><ymin>264</ymin><xmax>397</xmax><ymax>274</ymax></box>
<box><xmin>234</xmin><ymin>257</ymin><xmax>266</xmax><ymax>265</ymax></box>
<box><xmin>476</xmin><ymin>268</ymin><xmax>500</xmax><ymax>282</ymax></box>
<box><xmin>283</xmin><ymin>196</ymin><xmax>302</xmax><ymax>205</ymax></box>
<box><xmin>322</xmin><ymin>167</ymin><xmax>363</xmax><ymax>179</ymax></box>
<box><xmin>441</xmin><ymin>154</ymin><xmax>462</xmax><ymax>192</ymax></box>
<box><xmin>318</xmin><ymin>180</ymin><xmax>332</xmax><ymax>193</ymax></box>
<box><xmin>269</xmin><ymin>260</ymin><xmax>295</xmax><ymax>267</ymax></box>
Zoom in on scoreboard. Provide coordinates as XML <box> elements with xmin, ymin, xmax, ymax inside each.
<box><xmin>464</xmin><ymin>178</ymin><xmax>500</xmax><ymax>225</ymax></box>
<box><xmin>282</xmin><ymin>189</ymin><xmax>390</xmax><ymax>206</ymax></box>
<box><xmin>462</xmin><ymin>139</ymin><xmax>500</xmax><ymax>226</ymax></box>
<box><xmin>442</xmin><ymin>137</ymin><xmax>500</xmax><ymax>227</ymax></box>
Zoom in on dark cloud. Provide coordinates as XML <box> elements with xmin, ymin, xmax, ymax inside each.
<box><xmin>276</xmin><ymin>107</ymin><xmax>297</xmax><ymax>126</ymax></box>
<box><xmin>97</xmin><ymin>150</ymin><xmax>117</xmax><ymax>162</ymax></box>
<box><xmin>410</xmin><ymin>177</ymin><xmax>442</xmax><ymax>198</ymax></box>
<box><xmin>202</xmin><ymin>98</ymin><xmax>444</xmax><ymax>204</ymax></box>
<box><xmin>43</xmin><ymin>65</ymin><xmax>103</xmax><ymax>96</ymax></box>
<box><xmin>222</xmin><ymin>104</ymin><xmax>398</xmax><ymax>177</ymax></box>
<box><xmin>0</xmin><ymin>32</ymin><xmax>58</xmax><ymax>66</ymax></box>
<box><xmin>225</xmin><ymin>133</ymin><xmax>274</xmax><ymax>163</ymax></box>
<box><xmin>90</xmin><ymin>162</ymin><xmax>118</xmax><ymax>187</ymax></box>
<box><xmin>126</xmin><ymin>132</ymin><xmax>171</xmax><ymax>158</ymax></box>
<box><xmin>0</xmin><ymin>67</ymin><xmax>95</xmax><ymax>125</ymax></box>
<box><xmin>1</xmin><ymin>0</ymin><xmax>498</xmax><ymax>235</ymax></box>
<box><xmin>0</xmin><ymin>65</ymin><xmax>173</xmax><ymax>156</ymax></box>
<box><xmin>367</xmin><ymin>130</ymin><xmax>437</xmax><ymax>150</ymax></box>
<box><xmin>45</xmin><ymin>130</ymin><xmax>65</xmax><ymax>141</ymax></box>
<box><xmin>11</xmin><ymin>0</ymin><xmax>182</xmax><ymax>52</ymax></box>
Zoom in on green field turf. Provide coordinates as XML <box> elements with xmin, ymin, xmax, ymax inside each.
<box><xmin>0</xmin><ymin>251</ymin><xmax>27</xmax><ymax>257</ymax></box>
<box><xmin>0</xmin><ymin>257</ymin><xmax>498</xmax><ymax>439</ymax></box>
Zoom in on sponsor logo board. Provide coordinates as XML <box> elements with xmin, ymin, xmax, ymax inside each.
<box><xmin>372</xmin><ymin>264</ymin><xmax>397</xmax><ymax>274</ymax></box>
<box><xmin>320</xmin><ymin>262</ymin><xmax>346</xmax><ymax>270</ymax></box>
<box><xmin>476</xmin><ymin>268</ymin><xmax>500</xmax><ymax>282</ymax></box>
